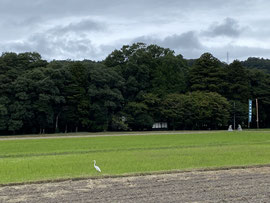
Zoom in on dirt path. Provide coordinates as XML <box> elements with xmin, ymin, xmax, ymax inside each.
<box><xmin>0</xmin><ymin>131</ymin><xmax>223</xmax><ymax>141</ymax></box>
<box><xmin>1</xmin><ymin>167</ymin><xmax>270</xmax><ymax>203</ymax></box>
<box><xmin>1</xmin><ymin>130</ymin><xmax>268</xmax><ymax>141</ymax></box>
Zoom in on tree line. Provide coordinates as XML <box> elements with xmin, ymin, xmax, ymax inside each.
<box><xmin>0</xmin><ymin>43</ymin><xmax>270</xmax><ymax>135</ymax></box>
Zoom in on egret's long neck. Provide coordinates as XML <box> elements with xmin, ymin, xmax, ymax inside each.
<box><xmin>94</xmin><ymin>161</ymin><xmax>96</xmax><ymax>166</ymax></box>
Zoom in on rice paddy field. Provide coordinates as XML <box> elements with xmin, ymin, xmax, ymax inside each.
<box><xmin>0</xmin><ymin>130</ymin><xmax>270</xmax><ymax>185</ymax></box>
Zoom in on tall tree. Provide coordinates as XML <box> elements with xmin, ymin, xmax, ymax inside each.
<box><xmin>225</xmin><ymin>60</ymin><xmax>250</xmax><ymax>102</ymax></box>
<box><xmin>242</xmin><ymin>57</ymin><xmax>270</xmax><ymax>73</ymax></box>
<box><xmin>188</xmin><ymin>53</ymin><xmax>226</xmax><ymax>94</ymax></box>
<box><xmin>105</xmin><ymin>43</ymin><xmax>188</xmax><ymax>100</ymax></box>
<box><xmin>87</xmin><ymin>63</ymin><xmax>124</xmax><ymax>131</ymax></box>
<box><xmin>160</xmin><ymin>92</ymin><xmax>230</xmax><ymax>130</ymax></box>
<box><xmin>123</xmin><ymin>102</ymin><xmax>154</xmax><ymax>131</ymax></box>
<box><xmin>248</xmin><ymin>69</ymin><xmax>270</xmax><ymax>127</ymax></box>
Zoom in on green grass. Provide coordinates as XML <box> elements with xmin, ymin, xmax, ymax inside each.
<box><xmin>0</xmin><ymin>130</ymin><xmax>270</xmax><ymax>184</ymax></box>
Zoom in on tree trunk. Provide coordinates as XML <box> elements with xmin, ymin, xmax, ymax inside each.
<box><xmin>172</xmin><ymin>119</ymin><xmax>175</xmax><ymax>130</ymax></box>
<box><xmin>55</xmin><ymin>113</ymin><xmax>59</xmax><ymax>133</ymax></box>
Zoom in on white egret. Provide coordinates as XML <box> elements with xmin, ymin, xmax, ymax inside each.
<box><xmin>93</xmin><ymin>160</ymin><xmax>101</xmax><ymax>172</ymax></box>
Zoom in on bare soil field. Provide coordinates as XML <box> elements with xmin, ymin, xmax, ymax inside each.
<box><xmin>1</xmin><ymin>166</ymin><xmax>270</xmax><ymax>203</ymax></box>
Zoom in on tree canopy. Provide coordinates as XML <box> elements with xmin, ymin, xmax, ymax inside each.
<box><xmin>0</xmin><ymin>44</ymin><xmax>270</xmax><ymax>135</ymax></box>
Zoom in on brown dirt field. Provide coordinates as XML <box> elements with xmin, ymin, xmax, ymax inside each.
<box><xmin>1</xmin><ymin>167</ymin><xmax>270</xmax><ymax>203</ymax></box>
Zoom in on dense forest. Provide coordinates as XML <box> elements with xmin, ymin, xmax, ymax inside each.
<box><xmin>241</xmin><ymin>57</ymin><xmax>270</xmax><ymax>73</ymax></box>
<box><xmin>0</xmin><ymin>43</ymin><xmax>270</xmax><ymax>135</ymax></box>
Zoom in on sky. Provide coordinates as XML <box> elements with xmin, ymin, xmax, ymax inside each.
<box><xmin>1</xmin><ymin>0</ymin><xmax>270</xmax><ymax>62</ymax></box>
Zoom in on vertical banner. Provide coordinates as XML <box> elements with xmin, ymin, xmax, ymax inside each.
<box><xmin>248</xmin><ymin>99</ymin><xmax>252</xmax><ymax>123</ymax></box>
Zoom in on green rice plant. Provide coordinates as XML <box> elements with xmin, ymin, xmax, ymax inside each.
<box><xmin>0</xmin><ymin>131</ymin><xmax>270</xmax><ymax>184</ymax></box>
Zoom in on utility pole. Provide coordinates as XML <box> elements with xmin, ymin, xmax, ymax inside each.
<box><xmin>233</xmin><ymin>101</ymin><xmax>235</xmax><ymax>130</ymax></box>
<box><xmin>256</xmin><ymin>98</ymin><xmax>259</xmax><ymax>128</ymax></box>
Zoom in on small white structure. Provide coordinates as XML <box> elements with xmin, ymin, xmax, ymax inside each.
<box><xmin>152</xmin><ymin>122</ymin><xmax>168</xmax><ymax>129</ymax></box>
<box><xmin>237</xmin><ymin>124</ymin><xmax>242</xmax><ymax>131</ymax></box>
<box><xmin>228</xmin><ymin>125</ymin><xmax>233</xmax><ymax>131</ymax></box>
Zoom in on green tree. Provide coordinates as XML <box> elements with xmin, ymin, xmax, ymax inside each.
<box><xmin>0</xmin><ymin>97</ymin><xmax>9</xmax><ymax>132</ymax></box>
<box><xmin>160</xmin><ymin>92</ymin><xmax>230</xmax><ymax>130</ymax></box>
<box><xmin>248</xmin><ymin>69</ymin><xmax>270</xmax><ymax>127</ymax></box>
<box><xmin>161</xmin><ymin>94</ymin><xmax>186</xmax><ymax>130</ymax></box>
<box><xmin>0</xmin><ymin>52</ymin><xmax>49</xmax><ymax>134</ymax></box>
<box><xmin>124</xmin><ymin>102</ymin><xmax>154</xmax><ymax>130</ymax></box>
<box><xmin>188</xmin><ymin>53</ymin><xmax>226</xmax><ymax>94</ymax></box>
<box><xmin>105</xmin><ymin>43</ymin><xmax>188</xmax><ymax>101</ymax></box>
<box><xmin>63</xmin><ymin>62</ymin><xmax>90</xmax><ymax>132</ymax></box>
<box><xmin>242</xmin><ymin>57</ymin><xmax>270</xmax><ymax>73</ymax></box>
<box><xmin>87</xmin><ymin>64</ymin><xmax>124</xmax><ymax>131</ymax></box>
<box><xmin>225</xmin><ymin>60</ymin><xmax>250</xmax><ymax>102</ymax></box>
<box><xmin>185</xmin><ymin>92</ymin><xmax>230</xmax><ymax>129</ymax></box>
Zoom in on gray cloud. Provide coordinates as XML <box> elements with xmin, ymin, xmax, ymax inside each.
<box><xmin>0</xmin><ymin>15</ymin><xmax>109</xmax><ymax>60</ymax></box>
<box><xmin>131</xmin><ymin>31</ymin><xmax>270</xmax><ymax>62</ymax></box>
<box><xmin>203</xmin><ymin>18</ymin><xmax>244</xmax><ymax>38</ymax></box>
<box><xmin>133</xmin><ymin>31</ymin><xmax>202</xmax><ymax>50</ymax></box>
<box><xmin>208</xmin><ymin>45</ymin><xmax>270</xmax><ymax>62</ymax></box>
<box><xmin>1</xmin><ymin>0</ymin><xmax>270</xmax><ymax>61</ymax></box>
<box><xmin>49</xmin><ymin>19</ymin><xmax>105</xmax><ymax>35</ymax></box>
<box><xmin>162</xmin><ymin>32</ymin><xmax>202</xmax><ymax>49</ymax></box>
<box><xmin>131</xmin><ymin>31</ymin><xmax>203</xmax><ymax>59</ymax></box>
<box><xmin>1</xmin><ymin>33</ymin><xmax>107</xmax><ymax>61</ymax></box>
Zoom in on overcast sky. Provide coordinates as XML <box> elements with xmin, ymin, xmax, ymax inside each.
<box><xmin>1</xmin><ymin>0</ymin><xmax>270</xmax><ymax>62</ymax></box>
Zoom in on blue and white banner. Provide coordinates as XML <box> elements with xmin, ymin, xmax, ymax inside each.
<box><xmin>248</xmin><ymin>99</ymin><xmax>252</xmax><ymax>123</ymax></box>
